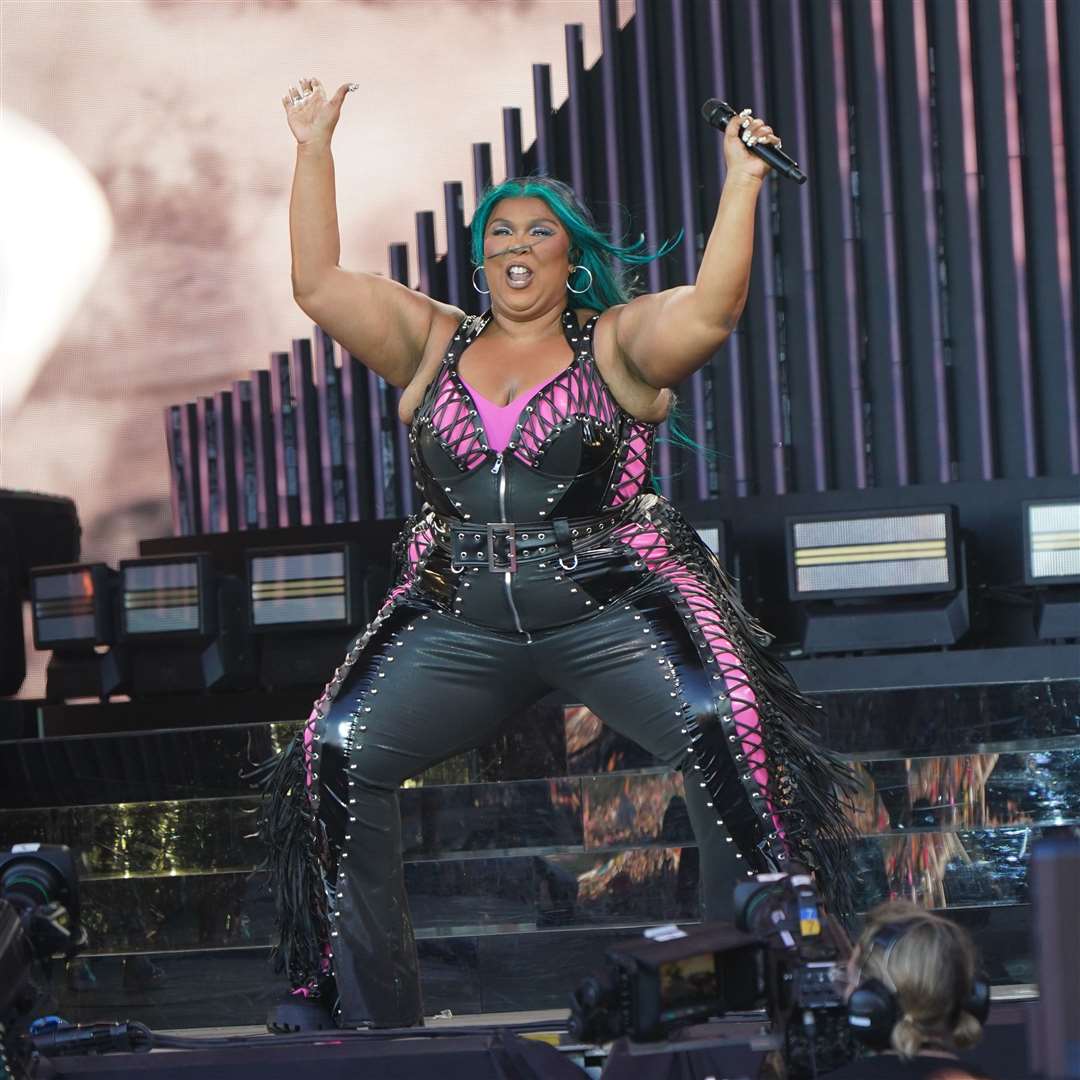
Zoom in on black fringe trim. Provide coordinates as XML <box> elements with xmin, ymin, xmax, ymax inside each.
<box><xmin>657</xmin><ymin>500</ymin><xmax>862</xmax><ymax>917</ymax></box>
<box><xmin>243</xmin><ymin>732</ymin><xmax>330</xmax><ymax>987</ymax></box>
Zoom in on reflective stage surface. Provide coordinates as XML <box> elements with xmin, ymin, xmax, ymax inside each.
<box><xmin>0</xmin><ymin>674</ymin><xmax>1074</xmax><ymax>1026</ymax></box>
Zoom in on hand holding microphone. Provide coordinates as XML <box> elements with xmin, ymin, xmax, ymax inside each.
<box><xmin>701</xmin><ymin>99</ymin><xmax>806</xmax><ymax>184</ymax></box>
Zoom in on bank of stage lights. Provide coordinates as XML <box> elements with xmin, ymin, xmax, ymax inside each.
<box><xmin>26</xmin><ymin>503</ymin><xmax>1079</xmax><ymax>699</ymax></box>
<box><xmin>785</xmin><ymin>506</ymin><xmax>969</xmax><ymax>654</ymax></box>
<box><xmin>28</xmin><ymin>543</ymin><xmax>383</xmax><ymax>700</ymax></box>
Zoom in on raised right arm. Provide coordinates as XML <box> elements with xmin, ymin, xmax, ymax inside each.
<box><xmin>286</xmin><ymin>80</ymin><xmax>461</xmax><ymax>389</ymax></box>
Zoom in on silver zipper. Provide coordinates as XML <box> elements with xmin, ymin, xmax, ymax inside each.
<box><xmin>495</xmin><ymin>452</ymin><xmax>528</xmax><ymax>639</ymax></box>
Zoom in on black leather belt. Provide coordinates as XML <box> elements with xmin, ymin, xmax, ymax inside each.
<box><xmin>437</xmin><ymin>505</ymin><xmax>633</xmax><ymax>574</ymax></box>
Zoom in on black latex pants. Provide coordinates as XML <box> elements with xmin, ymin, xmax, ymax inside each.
<box><xmin>309</xmin><ymin>589</ymin><xmax>744</xmax><ymax>1026</ymax></box>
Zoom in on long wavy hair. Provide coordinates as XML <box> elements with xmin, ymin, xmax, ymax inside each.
<box><xmin>854</xmin><ymin>901</ymin><xmax>984</xmax><ymax>1061</ymax></box>
<box><xmin>470</xmin><ymin>175</ymin><xmax>722</xmax><ymax>484</ymax></box>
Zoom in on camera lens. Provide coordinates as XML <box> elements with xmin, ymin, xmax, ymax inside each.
<box><xmin>2</xmin><ymin>859</ymin><xmax>65</xmax><ymax>915</ymax></box>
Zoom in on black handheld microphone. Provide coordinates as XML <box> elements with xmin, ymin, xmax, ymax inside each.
<box><xmin>701</xmin><ymin>99</ymin><xmax>807</xmax><ymax>185</ymax></box>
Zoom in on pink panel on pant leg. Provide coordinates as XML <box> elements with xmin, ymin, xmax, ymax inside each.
<box><xmin>302</xmin><ymin>705</ymin><xmax>319</xmax><ymax>790</ymax></box>
<box><xmin>612</xmin><ymin>523</ymin><xmax>787</xmax><ymax>843</ymax></box>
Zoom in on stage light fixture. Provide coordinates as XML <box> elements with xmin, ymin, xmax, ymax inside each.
<box><xmin>787</xmin><ymin>507</ymin><xmax>956</xmax><ymax>601</ymax></box>
<box><xmin>30</xmin><ymin>563</ymin><xmax>116</xmax><ymax>649</ymax></box>
<box><xmin>690</xmin><ymin>519</ymin><xmax>732</xmax><ymax>571</ymax></box>
<box><xmin>29</xmin><ymin>563</ymin><xmax>129</xmax><ymax>702</ymax></box>
<box><xmin>1023</xmin><ymin>499</ymin><xmax>1080</xmax><ymax>586</ymax></box>
<box><xmin>785</xmin><ymin>507</ymin><xmax>968</xmax><ymax>654</ymax></box>
<box><xmin>245</xmin><ymin>542</ymin><xmax>388</xmax><ymax>689</ymax></box>
<box><xmin>1023</xmin><ymin>499</ymin><xmax>1080</xmax><ymax>641</ymax></box>
<box><xmin>117</xmin><ymin>554</ymin><xmax>254</xmax><ymax>694</ymax></box>
<box><xmin>246</xmin><ymin>543</ymin><xmax>359</xmax><ymax>631</ymax></box>
<box><xmin>119</xmin><ymin>555</ymin><xmax>214</xmax><ymax>639</ymax></box>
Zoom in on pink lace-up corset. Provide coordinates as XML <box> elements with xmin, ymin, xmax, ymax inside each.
<box><xmin>407</xmin><ymin>308</ymin><xmax>657</xmax><ymax>525</ymax></box>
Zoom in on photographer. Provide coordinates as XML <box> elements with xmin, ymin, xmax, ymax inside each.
<box><xmin>827</xmin><ymin>901</ymin><xmax>995</xmax><ymax>1079</ymax></box>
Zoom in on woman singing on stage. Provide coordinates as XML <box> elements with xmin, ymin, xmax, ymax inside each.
<box><xmin>256</xmin><ymin>75</ymin><xmax>856</xmax><ymax>1031</ymax></box>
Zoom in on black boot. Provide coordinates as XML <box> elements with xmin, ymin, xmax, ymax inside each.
<box><xmin>266</xmin><ymin>990</ymin><xmax>335</xmax><ymax>1033</ymax></box>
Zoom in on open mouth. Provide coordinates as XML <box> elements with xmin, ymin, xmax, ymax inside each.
<box><xmin>505</xmin><ymin>264</ymin><xmax>534</xmax><ymax>289</ymax></box>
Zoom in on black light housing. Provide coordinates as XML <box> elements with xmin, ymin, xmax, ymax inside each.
<box><xmin>785</xmin><ymin>507</ymin><xmax>969</xmax><ymax>654</ymax></box>
<box><xmin>246</xmin><ymin>543</ymin><xmax>362</xmax><ymax>631</ymax></box>
<box><xmin>30</xmin><ymin>563</ymin><xmax>116</xmax><ymax>649</ymax></box>
<box><xmin>119</xmin><ymin>554</ymin><xmax>215</xmax><ymax>640</ymax></box>
<box><xmin>1023</xmin><ymin>499</ymin><xmax>1080</xmax><ymax>641</ymax></box>
<box><xmin>29</xmin><ymin>563</ymin><xmax>128</xmax><ymax>702</ymax></box>
<box><xmin>118</xmin><ymin>555</ymin><xmax>254</xmax><ymax>694</ymax></box>
<box><xmin>1023</xmin><ymin>499</ymin><xmax>1080</xmax><ymax>587</ymax></box>
<box><xmin>245</xmin><ymin>542</ymin><xmax>387</xmax><ymax>689</ymax></box>
<box><xmin>786</xmin><ymin>506</ymin><xmax>958</xmax><ymax>602</ymax></box>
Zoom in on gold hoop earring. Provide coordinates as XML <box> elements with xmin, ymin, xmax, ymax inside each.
<box><xmin>472</xmin><ymin>266</ymin><xmax>490</xmax><ymax>294</ymax></box>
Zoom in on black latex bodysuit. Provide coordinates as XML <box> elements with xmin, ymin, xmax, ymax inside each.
<box><xmin>255</xmin><ymin>309</ymin><xmax>854</xmax><ymax>1027</ymax></box>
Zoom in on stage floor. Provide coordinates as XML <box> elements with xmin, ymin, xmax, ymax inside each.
<box><xmin>161</xmin><ymin>986</ymin><xmax>1037</xmax><ymax>1038</ymax></box>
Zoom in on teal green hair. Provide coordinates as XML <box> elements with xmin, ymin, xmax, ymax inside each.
<box><xmin>470</xmin><ymin>175</ymin><xmax>726</xmax><ymax>489</ymax></box>
<box><xmin>470</xmin><ymin>175</ymin><xmax>681</xmax><ymax>312</ymax></box>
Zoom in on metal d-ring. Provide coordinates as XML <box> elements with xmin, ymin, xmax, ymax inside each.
<box><xmin>558</xmin><ymin>554</ymin><xmax>579</xmax><ymax>571</ymax></box>
<box><xmin>450</xmin><ymin>561</ymin><xmax>466</xmax><ymax>574</ymax></box>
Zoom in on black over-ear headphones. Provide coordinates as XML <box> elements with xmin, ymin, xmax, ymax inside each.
<box><xmin>846</xmin><ymin>921</ymin><xmax>991</xmax><ymax>1050</ymax></box>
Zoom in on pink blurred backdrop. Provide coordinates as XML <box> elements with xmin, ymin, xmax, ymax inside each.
<box><xmin>1</xmin><ymin>0</ymin><xmax>632</xmax><ymax>695</ymax></box>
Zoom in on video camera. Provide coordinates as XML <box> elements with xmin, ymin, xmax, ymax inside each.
<box><xmin>569</xmin><ymin>869</ymin><xmax>856</xmax><ymax>1077</ymax></box>
<box><xmin>0</xmin><ymin>844</ymin><xmax>85</xmax><ymax>1078</ymax></box>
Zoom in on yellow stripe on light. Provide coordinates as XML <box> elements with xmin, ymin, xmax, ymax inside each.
<box><xmin>252</xmin><ymin>579</ymin><xmax>345</xmax><ymax>598</ymax></box>
<box><xmin>795</xmin><ymin>543</ymin><xmax>947</xmax><ymax>566</ymax></box>
<box><xmin>35</xmin><ymin>598</ymin><xmax>96</xmax><ymax>614</ymax></box>
<box><xmin>124</xmin><ymin>588</ymin><xmax>200</xmax><ymax>609</ymax></box>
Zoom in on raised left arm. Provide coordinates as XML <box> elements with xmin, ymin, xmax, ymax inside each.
<box><xmin>612</xmin><ymin>109</ymin><xmax>780</xmax><ymax>390</ymax></box>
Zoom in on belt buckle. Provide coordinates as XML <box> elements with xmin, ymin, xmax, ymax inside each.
<box><xmin>487</xmin><ymin>522</ymin><xmax>517</xmax><ymax>572</ymax></box>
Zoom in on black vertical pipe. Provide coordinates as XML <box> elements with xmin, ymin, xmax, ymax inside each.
<box><xmin>1044</xmin><ymin>0</ymin><xmax>1079</xmax><ymax>471</ymax></box>
<box><xmin>670</xmin><ymin>0</ymin><xmax>709</xmax><ymax>500</ymax></box>
<box><xmin>779</xmin><ymin>0</ymin><xmax>829</xmax><ymax>491</ymax></box>
<box><xmin>249</xmin><ymin>369</ymin><xmax>277</xmax><ymax>528</ymax></box>
<box><xmin>314</xmin><ymin>327</ymin><xmax>347</xmax><ymax>525</ymax></box>
<box><xmin>599</xmin><ymin>0</ymin><xmax>624</xmax><ymax>245</ymax></box>
<box><xmin>196</xmin><ymin>396</ymin><xmax>216</xmax><ymax>533</ymax></box>
<box><xmin>565</xmin><ymin>24</ymin><xmax>589</xmax><ymax>200</ymax></box>
<box><xmin>1059</xmin><ymin>0</ymin><xmax>1080</xmax><ymax>476</ymax></box>
<box><xmin>969</xmin><ymin>0</ymin><xmax>1031</xmax><ymax>479</ymax></box>
<box><xmin>634</xmin><ymin>1</ymin><xmax>672</xmax><ymax>496</ymax></box>
<box><xmin>229</xmin><ymin>381</ymin><xmax>257</xmax><ymax>530</ymax></box>
<box><xmin>213</xmin><ymin>388</ymin><xmax>237</xmax><ymax>532</ymax></box>
<box><xmin>828</xmin><ymin>0</ymin><xmax>868</xmax><ymax>490</ymax></box>
<box><xmin>290</xmin><ymin>337</ymin><xmax>322</xmax><ymax>526</ymax></box>
<box><xmin>888</xmin><ymin>0</ymin><xmax>952</xmax><ymax>485</ymax></box>
<box><xmin>415</xmin><ymin>214</ymin><xmax>438</xmax><ymax>299</ymax></box>
<box><xmin>747</xmin><ymin>1</ymin><xmax>789</xmax><ymax>494</ymax></box>
<box><xmin>472</xmin><ymin>142</ymin><xmax>493</xmax><ymax>207</ymax></box>
<box><xmin>503</xmin><ymin>107</ymin><xmax>524</xmax><ymax>179</ymax></box>
<box><xmin>390</xmin><ymin>239</ymin><xmax>416</xmax><ymax>516</ymax></box>
<box><xmin>443</xmin><ymin>182</ymin><xmax>469</xmax><ymax>311</ymax></box>
<box><xmin>705</xmin><ymin>0</ymin><xmax>752</xmax><ymax>497</ymax></box>
<box><xmin>1015</xmin><ymin>0</ymin><xmax>1073</xmax><ymax>476</ymax></box>
<box><xmin>869</xmin><ymin>0</ymin><xmax>912</xmax><ymax>486</ymax></box>
<box><xmin>996</xmin><ymin>0</ymin><xmax>1037</xmax><ymax>476</ymax></box>
<box><xmin>533</xmin><ymin>64</ymin><xmax>554</xmax><ymax>175</ymax></box>
<box><xmin>269</xmin><ymin>352</ymin><xmax>300</xmax><ymax>527</ymax></box>
<box><xmin>931</xmin><ymin>0</ymin><xmax>994</xmax><ymax>481</ymax></box>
